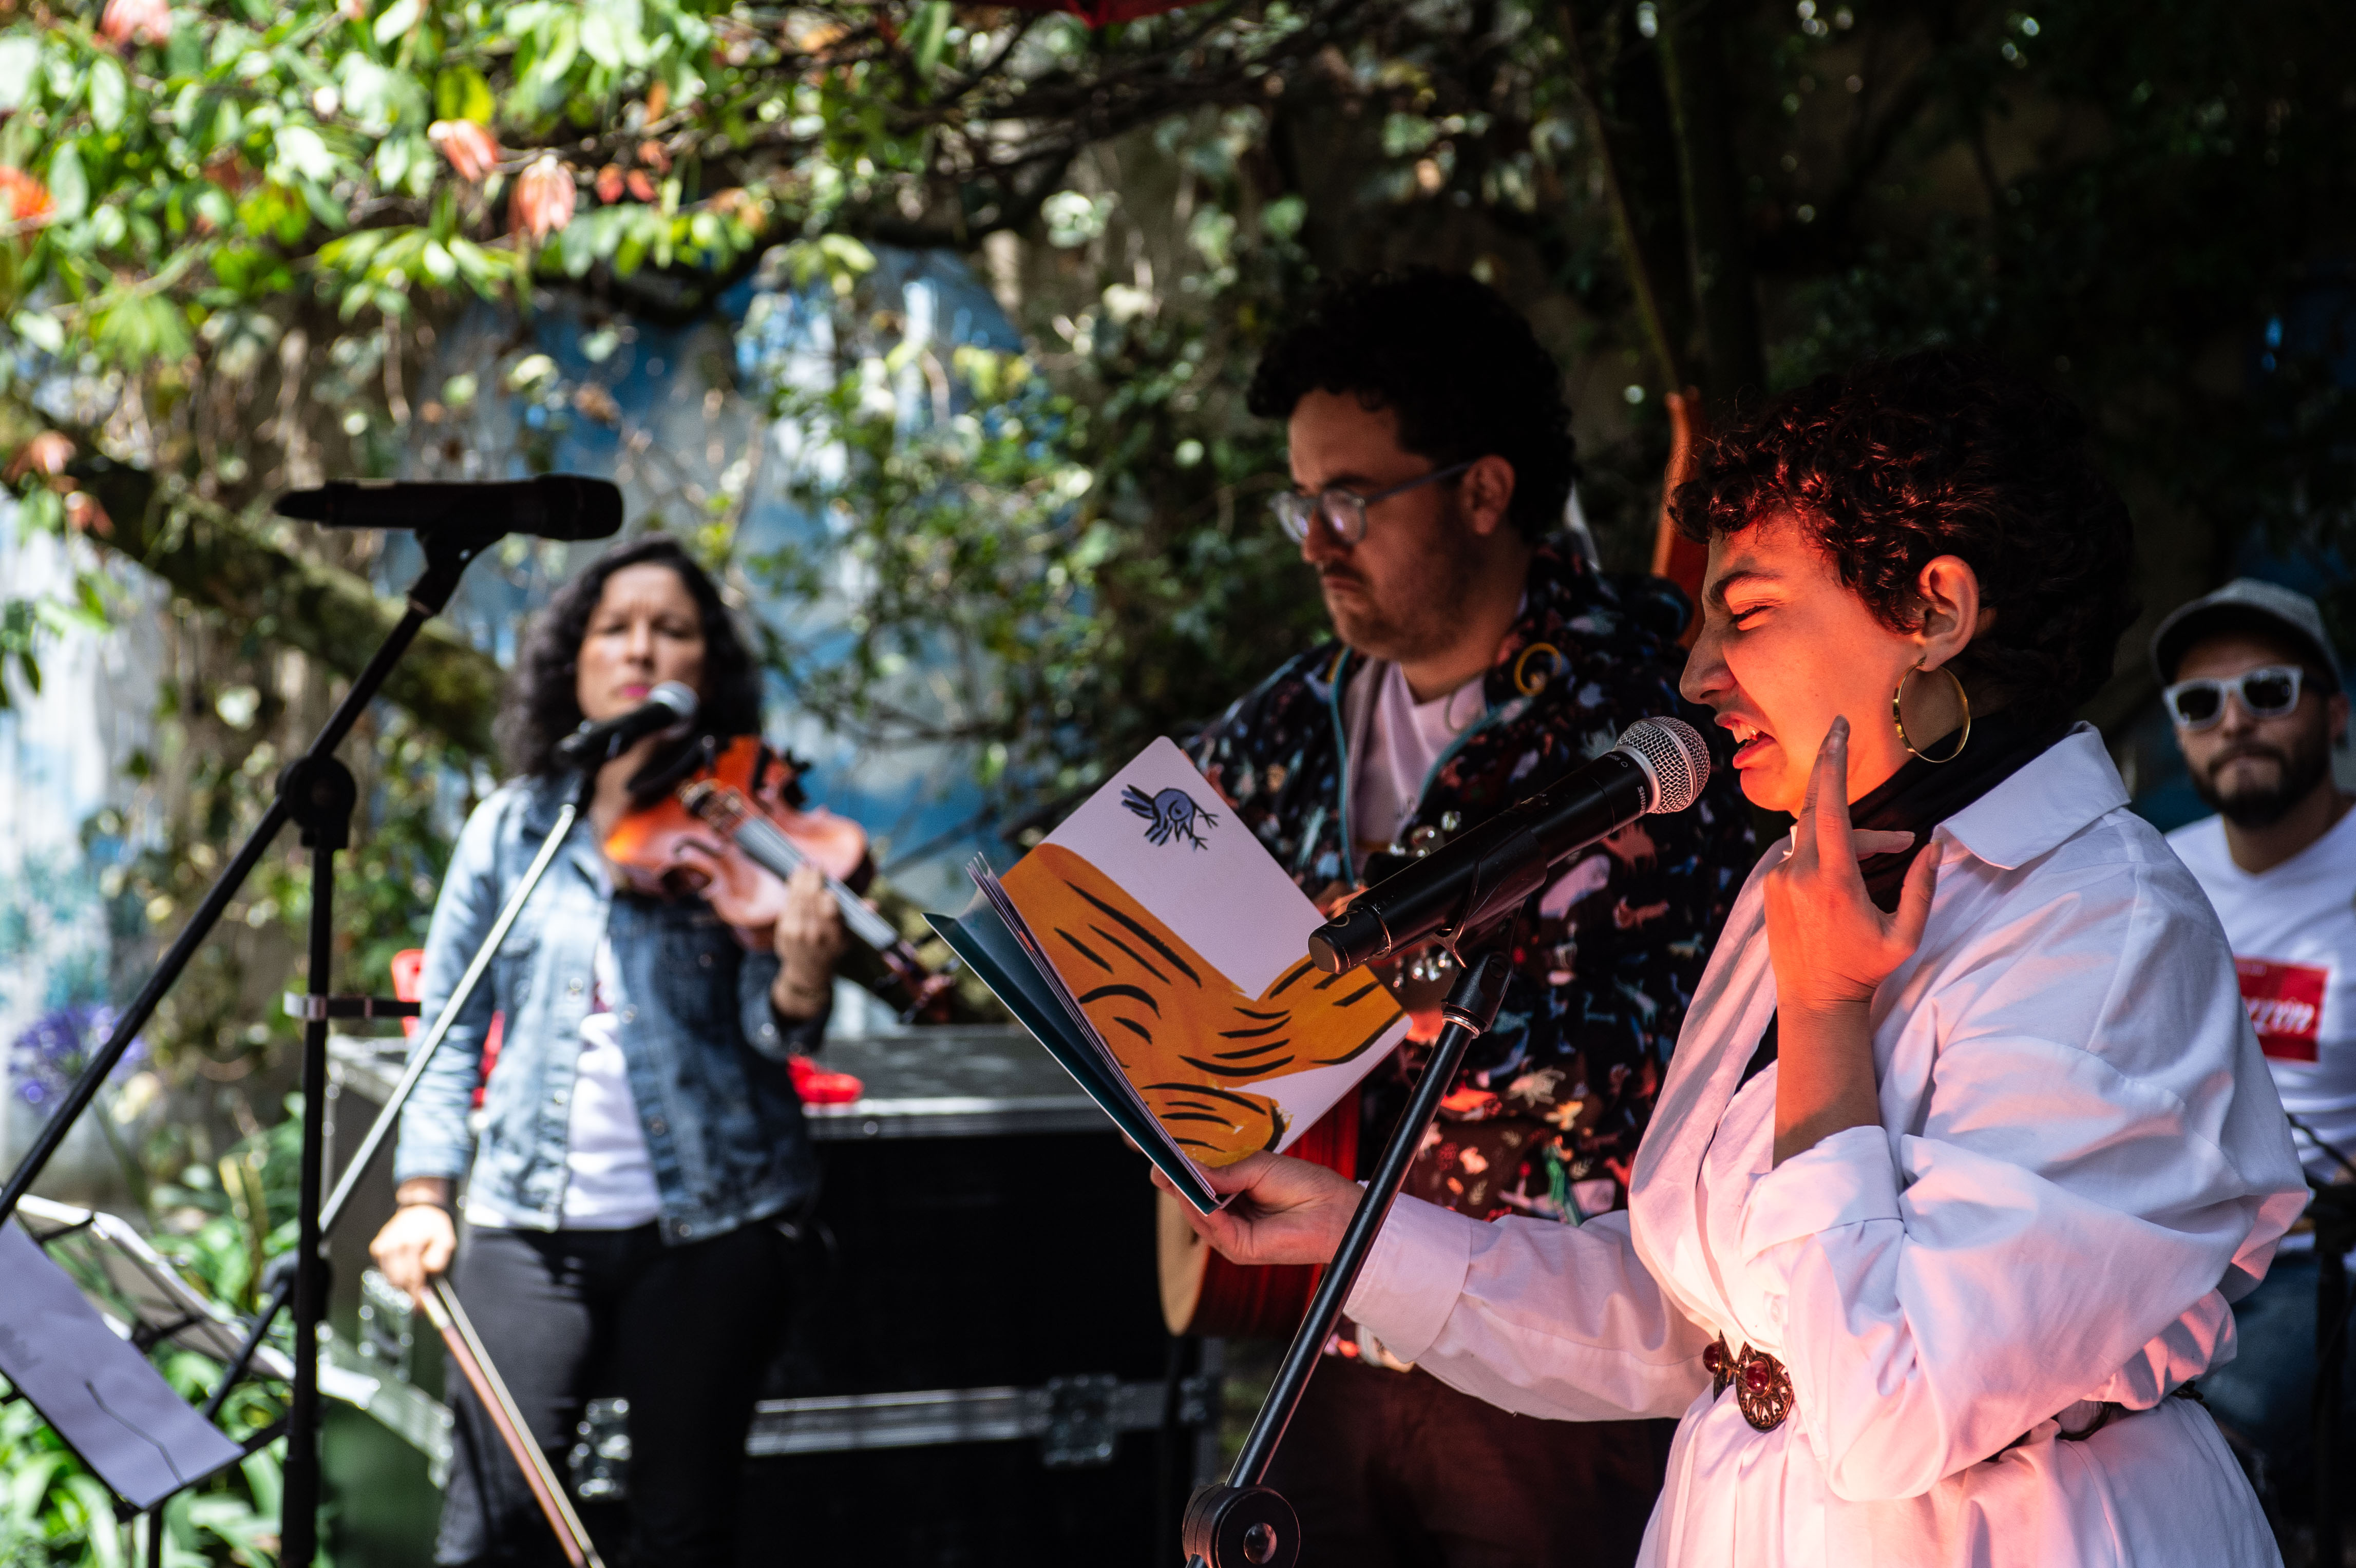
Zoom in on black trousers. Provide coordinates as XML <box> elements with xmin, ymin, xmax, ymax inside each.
<box><xmin>1263</xmin><ymin>1356</ymin><xmax>1675</xmax><ymax>1568</ymax></box>
<box><xmin>435</xmin><ymin>1219</ymin><xmax>792</xmax><ymax>1568</ymax></box>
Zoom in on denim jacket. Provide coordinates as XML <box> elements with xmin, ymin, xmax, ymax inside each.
<box><xmin>392</xmin><ymin>774</ymin><xmax>826</xmax><ymax>1243</ymax></box>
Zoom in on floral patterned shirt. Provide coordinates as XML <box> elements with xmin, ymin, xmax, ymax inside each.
<box><xmin>1187</xmin><ymin>538</ymin><xmax>1756</xmax><ymax>1222</ymax></box>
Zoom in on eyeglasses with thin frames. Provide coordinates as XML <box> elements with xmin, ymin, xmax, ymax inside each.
<box><xmin>2162</xmin><ymin>664</ymin><xmax>2310</xmax><ymax>730</ymax></box>
<box><xmin>1269</xmin><ymin>460</ymin><xmax>1476</xmax><ymax>546</ymax></box>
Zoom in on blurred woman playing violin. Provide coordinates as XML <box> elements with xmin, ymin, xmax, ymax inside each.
<box><xmin>372</xmin><ymin>534</ymin><xmax>844</xmax><ymax>1568</ymax></box>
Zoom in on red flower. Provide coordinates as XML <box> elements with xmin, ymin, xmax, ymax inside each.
<box><xmin>100</xmin><ymin>0</ymin><xmax>171</xmax><ymax>46</ymax></box>
<box><xmin>428</xmin><ymin>120</ymin><xmax>501</xmax><ymax>183</ymax></box>
<box><xmin>6</xmin><ymin>431</ymin><xmax>73</xmax><ymax>481</ymax></box>
<box><xmin>64</xmin><ymin>490</ymin><xmax>113</xmax><ymax>537</ymax></box>
<box><xmin>0</xmin><ymin>167</ymin><xmax>53</xmax><ymax>224</ymax></box>
<box><xmin>595</xmin><ymin>164</ymin><xmax>625</xmax><ymax>204</ymax></box>
<box><xmin>510</xmin><ymin>155</ymin><xmax>576</xmax><ymax>240</ymax></box>
<box><xmin>625</xmin><ymin>169</ymin><xmax>655</xmax><ymax>202</ymax></box>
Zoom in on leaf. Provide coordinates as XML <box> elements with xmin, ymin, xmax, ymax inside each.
<box><xmin>44</xmin><ymin>144</ymin><xmax>86</xmax><ymax>221</ymax></box>
<box><xmin>239</xmin><ymin>1445</ymin><xmax>282</xmax><ymax>1520</ymax></box>
<box><xmin>434</xmin><ymin>63</ymin><xmax>494</xmax><ymax>124</ymax></box>
<box><xmin>11</xmin><ymin>310</ymin><xmax>63</xmax><ymax>354</ymax></box>
<box><xmin>579</xmin><ymin>0</ymin><xmax>645</xmax><ymax>70</ymax></box>
<box><xmin>909</xmin><ymin>2</ymin><xmax>951</xmax><ymax>80</ymax></box>
<box><xmin>372</xmin><ymin>0</ymin><xmax>422</xmax><ymax>46</ymax></box>
<box><xmin>0</xmin><ymin>36</ymin><xmax>39</xmax><ymax>113</ymax></box>
<box><xmin>272</xmin><ymin>124</ymin><xmax>339</xmax><ymax>183</ymax></box>
<box><xmin>88</xmin><ymin>58</ymin><xmax>126</xmax><ymax>132</ymax></box>
<box><xmin>374</xmin><ymin>132</ymin><xmax>411</xmax><ymax>191</ymax></box>
<box><xmin>6</xmin><ymin>1450</ymin><xmax>63</xmax><ymax>1520</ymax></box>
<box><xmin>65</xmin><ymin>1473</ymin><xmax>124</xmax><ymax>1568</ymax></box>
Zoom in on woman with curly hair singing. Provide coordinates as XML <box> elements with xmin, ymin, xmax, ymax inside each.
<box><xmin>1172</xmin><ymin>352</ymin><xmax>2307</xmax><ymax>1564</ymax></box>
<box><xmin>372</xmin><ymin>535</ymin><xmax>844</xmax><ymax>1566</ymax></box>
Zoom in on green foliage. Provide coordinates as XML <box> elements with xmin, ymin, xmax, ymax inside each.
<box><xmin>0</xmin><ymin>1398</ymin><xmax>129</xmax><ymax>1568</ymax></box>
<box><xmin>148</xmin><ymin>1092</ymin><xmax>308</xmax><ymax>1314</ymax></box>
<box><xmin>738</xmin><ymin>105</ymin><xmax>1335</xmax><ymax>801</ymax></box>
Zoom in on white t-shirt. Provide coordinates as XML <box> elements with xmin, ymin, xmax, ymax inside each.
<box><xmin>1346</xmin><ymin>661</ymin><xmax>1485</xmax><ymax>850</ymax></box>
<box><xmin>2169</xmin><ymin>804</ymin><xmax>2356</xmax><ymax>1186</ymax></box>
<box><xmin>558</xmin><ymin>936</ymin><xmax>663</xmax><ymax>1228</ymax></box>
<box><xmin>463</xmin><ymin>934</ymin><xmax>662</xmax><ymax>1232</ymax></box>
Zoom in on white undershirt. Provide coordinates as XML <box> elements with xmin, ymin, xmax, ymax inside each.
<box><xmin>1348</xmin><ymin>660</ymin><xmax>1485</xmax><ymax>850</ymax></box>
<box><xmin>463</xmin><ymin>933</ymin><xmax>662</xmax><ymax>1232</ymax></box>
<box><xmin>558</xmin><ymin>936</ymin><xmax>662</xmax><ymax>1228</ymax></box>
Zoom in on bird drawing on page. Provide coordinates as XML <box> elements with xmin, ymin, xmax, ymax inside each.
<box><xmin>1120</xmin><ymin>784</ymin><xmax>1220</xmax><ymax>850</ymax></box>
<box><xmin>1001</xmin><ymin>843</ymin><xmax>1403</xmax><ymax>1164</ymax></box>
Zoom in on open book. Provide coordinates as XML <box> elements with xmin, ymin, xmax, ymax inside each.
<box><xmin>926</xmin><ymin>738</ymin><xmax>1410</xmax><ymax>1213</ymax></box>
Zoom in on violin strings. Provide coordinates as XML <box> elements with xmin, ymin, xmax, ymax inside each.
<box><xmin>732</xmin><ymin>816</ymin><xmax>903</xmax><ymax>951</ymax></box>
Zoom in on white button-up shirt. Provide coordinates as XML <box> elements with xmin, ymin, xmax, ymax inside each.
<box><xmin>1346</xmin><ymin>727</ymin><xmax>2308</xmax><ymax>1566</ymax></box>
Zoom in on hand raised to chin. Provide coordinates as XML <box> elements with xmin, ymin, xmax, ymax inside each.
<box><xmin>1762</xmin><ymin>715</ymin><xmax>1937</xmax><ymax>1015</ymax></box>
<box><xmin>1763</xmin><ymin>715</ymin><xmax>1937</xmax><ymax>1163</ymax></box>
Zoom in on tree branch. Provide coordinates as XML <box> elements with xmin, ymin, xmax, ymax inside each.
<box><xmin>69</xmin><ymin>459</ymin><xmax>504</xmax><ymax>756</ymax></box>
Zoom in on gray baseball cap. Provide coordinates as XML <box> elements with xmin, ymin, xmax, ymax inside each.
<box><xmin>2150</xmin><ymin>577</ymin><xmax>2343</xmax><ymax>688</ymax></box>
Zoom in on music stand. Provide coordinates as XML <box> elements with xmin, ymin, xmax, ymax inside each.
<box><xmin>15</xmin><ymin>1195</ymin><xmax>296</xmax><ymax>1382</ymax></box>
<box><xmin>0</xmin><ymin>1216</ymin><xmax>263</xmax><ymax>1531</ymax></box>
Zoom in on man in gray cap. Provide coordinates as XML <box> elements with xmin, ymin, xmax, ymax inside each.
<box><xmin>2154</xmin><ymin>576</ymin><xmax>2352</xmax><ymax>1510</ymax></box>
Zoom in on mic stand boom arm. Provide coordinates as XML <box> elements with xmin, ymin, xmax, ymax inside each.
<box><xmin>1181</xmin><ymin>950</ymin><xmax>1510</xmax><ymax>1568</ymax></box>
<box><xmin>0</xmin><ymin>525</ymin><xmax>501</xmax><ymax>1568</ymax></box>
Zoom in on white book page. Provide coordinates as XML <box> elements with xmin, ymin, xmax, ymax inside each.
<box><xmin>1004</xmin><ymin>737</ymin><xmax>1409</xmax><ymax>1165</ymax></box>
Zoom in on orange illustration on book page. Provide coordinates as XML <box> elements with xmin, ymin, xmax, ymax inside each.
<box><xmin>1002</xmin><ymin>843</ymin><xmax>1404</xmax><ymax>1164</ymax></box>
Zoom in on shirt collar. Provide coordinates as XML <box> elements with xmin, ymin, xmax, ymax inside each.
<box><xmin>1938</xmin><ymin>722</ymin><xmax>2127</xmax><ymax>871</ymax></box>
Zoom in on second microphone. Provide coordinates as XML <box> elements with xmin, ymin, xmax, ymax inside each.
<box><xmin>1307</xmin><ymin>717</ymin><xmax>1713</xmax><ymax>974</ymax></box>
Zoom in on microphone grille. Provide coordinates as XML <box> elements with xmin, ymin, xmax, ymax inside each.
<box><xmin>1617</xmin><ymin>717</ymin><xmax>1711</xmax><ymax>815</ymax></box>
<box><xmin>650</xmin><ymin>681</ymin><xmax>699</xmax><ymax>719</ymax></box>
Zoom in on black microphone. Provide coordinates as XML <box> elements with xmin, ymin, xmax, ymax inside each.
<box><xmin>274</xmin><ymin>476</ymin><xmax>624</xmax><ymax>540</ymax></box>
<box><xmin>555</xmin><ymin>682</ymin><xmax>699</xmax><ymax>768</ymax></box>
<box><xmin>1307</xmin><ymin>717</ymin><xmax>1712</xmax><ymax>973</ymax></box>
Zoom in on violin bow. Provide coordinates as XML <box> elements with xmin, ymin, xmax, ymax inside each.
<box><xmin>417</xmin><ymin>1278</ymin><xmax>607</xmax><ymax>1568</ymax></box>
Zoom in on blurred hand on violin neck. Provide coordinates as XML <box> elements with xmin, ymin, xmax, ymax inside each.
<box><xmin>770</xmin><ymin>865</ymin><xmax>846</xmax><ymax>1019</ymax></box>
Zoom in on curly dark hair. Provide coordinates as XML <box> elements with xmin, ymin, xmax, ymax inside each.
<box><xmin>1246</xmin><ymin>270</ymin><xmax>1578</xmax><ymax>544</ymax></box>
<box><xmin>497</xmin><ymin>534</ymin><xmax>766</xmax><ymax>778</ymax></box>
<box><xmin>1673</xmin><ymin>351</ymin><xmax>2138</xmax><ymax>724</ymax></box>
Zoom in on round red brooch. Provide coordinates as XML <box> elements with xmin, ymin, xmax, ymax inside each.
<box><xmin>1706</xmin><ymin>1335</ymin><xmax>1793</xmax><ymax>1432</ymax></box>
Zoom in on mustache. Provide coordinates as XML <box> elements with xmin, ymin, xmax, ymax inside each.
<box><xmin>2203</xmin><ymin>741</ymin><xmax>2292</xmax><ymax>771</ymax></box>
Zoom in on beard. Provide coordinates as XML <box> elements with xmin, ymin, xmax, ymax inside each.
<box><xmin>2191</xmin><ymin>728</ymin><xmax>2335</xmax><ymax>829</ymax></box>
<box><xmin>1319</xmin><ymin>498</ymin><xmax>1484</xmax><ymax>665</ymax></box>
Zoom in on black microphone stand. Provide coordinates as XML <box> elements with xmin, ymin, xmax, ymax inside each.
<box><xmin>0</xmin><ymin>524</ymin><xmax>504</xmax><ymax>1567</ymax></box>
<box><xmin>1181</xmin><ymin>951</ymin><xmax>1510</xmax><ymax>1568</ymax></box>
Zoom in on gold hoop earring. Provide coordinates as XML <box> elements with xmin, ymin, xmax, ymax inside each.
<box><xmin>1893</xmin><ymin>662</ymin><xmax>1971</xmax><ymax>763</ymax></box>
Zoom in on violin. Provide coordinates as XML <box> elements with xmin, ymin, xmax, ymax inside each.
<box><xmin>603</xmin><ymin>734</ymin><xmax>958</xmax><ymax>1023</ymax></box>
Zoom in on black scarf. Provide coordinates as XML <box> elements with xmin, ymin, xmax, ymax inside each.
<box><xmin>1740</xmin><ymin>708</ymin><xmax>2073</xmax><ymax>1085</ymax></box>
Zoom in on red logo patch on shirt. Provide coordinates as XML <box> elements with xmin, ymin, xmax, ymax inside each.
<box><xmin>2235</xmin><ymin>957</ymin><xmax>2328</xmax><ymax>1062</ymax></box>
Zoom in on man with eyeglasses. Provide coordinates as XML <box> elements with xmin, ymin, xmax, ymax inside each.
<box><xmin>2154</xmin><ymin>576</ymin><xmax>2356</xmax><ymax>1518</ymax></box>
<box><xmin>1185</xmin><ymin>270</ymin><xmax>1754</xmax><ymax>1566</ymax></box>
